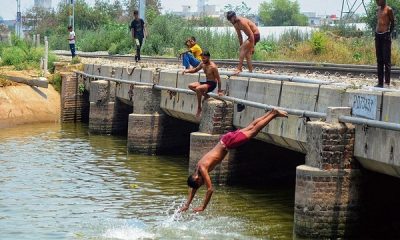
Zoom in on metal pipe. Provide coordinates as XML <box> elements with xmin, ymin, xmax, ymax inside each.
<box><xmin>218</xmin><ymin>71</ymin><xmax>332</xmax><ymax>85</ymax></box>
<box><xmin>339</xmin><ymin>116</ymin><xmax>400</xmax><ymax>132</ymax></box>
<box><xmin>76</xmin><ymin>71</ymin><xmax>154</xmax><ymax>86</ymax></box>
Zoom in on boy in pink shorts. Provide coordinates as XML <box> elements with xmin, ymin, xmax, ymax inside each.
<box><xmin>180</xmin><ymin>108</ymin><xmax>288</xmax><ymax>213</ymax></box>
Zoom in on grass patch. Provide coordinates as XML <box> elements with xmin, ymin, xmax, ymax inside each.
<box><xmin>49</xmin><ymin>73</ymin><xmax>62</xmax><ymax>92</ymax></box>
<box><xmin>0</xmin><ymin>37</ymin><xmax>58</xmax><ymax>71</ymax></box>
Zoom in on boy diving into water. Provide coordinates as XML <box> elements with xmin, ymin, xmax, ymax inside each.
<box><xmin>180</xmin><ymin>108</ymin><xmax>288</xmax><ymax>213</ymax></box>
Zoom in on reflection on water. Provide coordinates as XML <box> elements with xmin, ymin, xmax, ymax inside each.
<box><xmin>0</xmin><ymin>123</ymin><xmax>294</xmax><ymax>240</ymax></box>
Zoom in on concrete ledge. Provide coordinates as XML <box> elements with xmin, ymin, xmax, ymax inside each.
<box><xmin>316</xmin><ymin>85</ymin><xmax>347</xmax><ymax>113</ymax></box>
<box><xmin>83</xmin><ymin>64</ymin><xmax>94</xmax><ymax>75</ymax></box>
<box><xmin>100</xmin><ymin>64</ymin><xmax>114</xmax><ymax>78</ymax></box>
<box><xmin>382</xmin><ymin>91</ymin><xmax>400</xmax><ymax>124</ymax></box>
<box><xmin>121</xmin><ymin>66</ymin><xmax>141</xmax><ymax>81</ymax></box>
<box><xmin>344</xmin><ymin>89</ymin><xmax>383</xmax><ymax>120</ymax></box>
<box><xmin>280</xmin><ymin>82</ymin><xmax>319</xmax><ymax>111</ymax></box>
<box><xmin>5</xmin><ymin>75</ymin><xmax>48</xmax><ymax>88</ymax></box>
<box><xmin>140</xmin><ymin>69</ymin><xmax>154</xmax><ymax>84</ymax></box>
<box><xmin>354</xmin><ymin>125</ymin><xmax>400</xmax><ymax>178</ymax></box>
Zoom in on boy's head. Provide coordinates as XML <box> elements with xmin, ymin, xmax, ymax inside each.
<box><xmin>68</xmin><ymin>25</ymin><xmax>73</xmax><ymax>31</ymax></box>
<box><xmin>226</xmin><ymin>11</ymin><xmax>237</xmax><ymax>24</ymax></box>
<box><xmin>186</xmin><ymin>36</ymin><xmax>197</xmax><ymax>47</ymax></box>
<box><xmin>201</xmin><ymin>50</ymin><xmax>211</xmax><ymax>64</ymax></box>
<box><xmin>134</xmin><ymin>10</ymin><xmax>139</xmax><ymax>18</ymax></box>
<box><xmin>376</xmin><ymin>0</ymin><xmax>386</xmax><ymax>6</ymax></box>
<box><xmin>187</xmin><ymin>173</ymin><xmax>204</xmax><ymax>189</ymax></box>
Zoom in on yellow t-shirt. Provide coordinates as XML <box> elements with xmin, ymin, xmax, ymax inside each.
<box><xmin>190</xmin><ymin>44</ymin><xmax>203</xmax><ymax>61</ymax></box>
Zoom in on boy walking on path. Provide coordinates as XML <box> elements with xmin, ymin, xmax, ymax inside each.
<box><xmin>375</xmin><ymin>0</ymin><xmax>395</xmax><ymax>88</ymax></box>
<box><xmin>130</xmin><ymin>10</ymin><xmax>147</xmax><ymax>62</ymax></box>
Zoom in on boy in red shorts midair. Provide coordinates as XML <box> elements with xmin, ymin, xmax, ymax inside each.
<box><xmin>180</xmin><ymin>108</ymin><xmax>288</xmax><ymax>213</ymax></box>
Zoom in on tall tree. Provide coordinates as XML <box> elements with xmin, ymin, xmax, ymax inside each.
<box><xmin>224</xmin><ymin>2</ymin><xmax>252</xmax><ymax>17</ymax></box>
<box><xmin>258</xmin><ymin>0</ymin><xmax>308</xmax><ymax>26</ymax></box>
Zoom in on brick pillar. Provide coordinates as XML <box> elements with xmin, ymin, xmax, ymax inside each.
<box><xmin>127</xmin><ymin>86</ymin><xmax>197</xmax><ymax>154</ymax></box>
<box><xmin>189</xmin><ymin>99</ymin><xmax>233</xmax><ymax>185</ymax></box>
<box><xmin>294</xmin><ymin>107</ymin><xmax>362</xmax><ymax>239</ymax></box>
<box><xmin>61</xmin><ymin>73</ymin><xmax>89</xmax><ymax>123</ymax></box>
<box><xmin>88</xmin><ymin>80</ymin><xmax>117</xmax><ymax>134</ymax></box>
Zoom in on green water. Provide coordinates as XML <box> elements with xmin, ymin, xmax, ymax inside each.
<box><xmin>0</xmin><ymin>123</ymin><xmax>294</xmax><ymax>240</ymax></box>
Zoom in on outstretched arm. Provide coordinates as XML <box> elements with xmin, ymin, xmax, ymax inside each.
<box><xmin>183</xmin><ymin>62</ymin><xmax>203</xmax><ymax>74</ymax></box>
<box><xmin>179</xmin><ymin>187</ymin><xmax>198</xmax><ymax>212</ymax></box>
<box><xmin>193</xmin><ymin>166</ymin><xmax>214</xmax><ymax>212</ymax></box>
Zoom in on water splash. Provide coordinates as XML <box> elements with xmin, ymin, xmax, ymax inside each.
<box><xmin>102</xmin><ymin>219</ymin><xmax>155</xmax><ymax>240</ymax></box>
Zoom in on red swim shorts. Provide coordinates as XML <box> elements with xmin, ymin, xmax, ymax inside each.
<box><xmin>220</xmin><ymin>130</ymin><xmax>249</xmax><ymax>150</ymax></box>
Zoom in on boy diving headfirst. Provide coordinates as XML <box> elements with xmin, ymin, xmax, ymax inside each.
<box><xmin>180</xmin><ymin>109</ymin><xmax>288</xmax><ymax>213</ymax></box>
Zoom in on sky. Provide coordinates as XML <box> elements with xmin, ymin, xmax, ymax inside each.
<box><xmin>1</xmin><ymin>0</ymin><xmax>367</xmax><ymax>20</ymax></box>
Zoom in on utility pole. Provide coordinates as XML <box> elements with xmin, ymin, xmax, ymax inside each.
<box><xmin>340</xmin><ymin>0</ymin><xmax>367</xmax><ymax>24</ymax></box>
<box><xmin>139</xmin><ymin>0</ymin><xmax>146</xmax><ymax>23</ymax></box>
<box><xmin>68</xmin><ymin>0</ymin><xmax>75</xmax><ymax>30</ymax></box>
<box><xmin>16</xmin><ymin>0</ymin><xmax>22</xmax><ymax>38</ymax></box>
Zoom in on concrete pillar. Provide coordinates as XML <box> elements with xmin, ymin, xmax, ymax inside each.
<box><xmin>189</xmin><ymin>99</ymin><xmax>234</xmax><ymax>185</ymax></box>
<box><xmin>88</xmin><ymin>80</ymin><xmax>117</xmax><ymax>134</ymax></box>
<box><xmin>127</xmin><ymin>85</ymin><xmax>197</xmax><ymax>154</ymax></box>
<box><xmin>294</xmin><ymin>107</ymin><xmax>362</xmax><ymax>239</ymax></box>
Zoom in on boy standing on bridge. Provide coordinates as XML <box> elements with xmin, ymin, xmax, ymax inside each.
<box><xmin>226</xmin><ymin>11</ymin><xmax>261</xmax><ymax>76</ymax></box>
<box><xmin>130</xmin><ymin>10</ymin><xmax>147</xmax><ymax>62</ymax></box>
<box><xmin>375</xmin><ymin>0</ymin><xmax>395</xmax><ymax>88</ymax></box>
<box><xmin>183</xmin><ymin>51</ymin><xmax>223</xmax><ymax>118</ymax></box>
<box><xmin>179</xmin><ymin>108</ymin><xmax>288</xmax><ymax>213</ymax></box>
<box><xmin>179</xmin><ymin>36</ymin><xmax>202</xmax><ymax>69</ymax></box>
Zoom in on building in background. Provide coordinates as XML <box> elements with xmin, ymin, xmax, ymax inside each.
<box><xmin>34</xmin><ymin>0</ymin><xmax>52</xmax><ymax>9</ymax></box>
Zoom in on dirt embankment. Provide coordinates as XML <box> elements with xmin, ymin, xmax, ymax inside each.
<box><xmin>0</xmin><ymin>83</ymin><xmax>60</xmax><ymax>129</ymax></box>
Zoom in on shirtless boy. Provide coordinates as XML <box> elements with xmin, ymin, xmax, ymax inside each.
<box><xmin>226</xmin><ymin>11</ymin><xmax>261</xmax><ymax>75</ymax></box>
<box><xmin>375</xmin><ymin>0</ymin><xmax>395</xmax><ymax>87</ymax></box>
<box><xmin>183</xmin><ymin>51</ymin><xmax>223</xmax><ymax>118</ymax></box>
<box><xmin>180</xmin><ymin>108</ymin><xmax>288</xmax><ymax>213</ymax></box>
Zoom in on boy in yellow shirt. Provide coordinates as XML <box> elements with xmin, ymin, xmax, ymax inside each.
<box><xmin>179</xmin><ymin>36</ymin><xmax>203</xmax><ymax>69</ymax></box>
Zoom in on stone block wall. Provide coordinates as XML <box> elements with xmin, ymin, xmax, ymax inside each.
<box><xmin>61</xmin><ymin>73</ymin><xmax>89</xmax><ymax>123</ymax></box>
<box><xmin>294</xmin><ymin>166</ymin><xmax>361</xmax><ymax>238</ymax></box>
<box><xmin>294</xmin><ymin>118</ymin><xmax>362</xmax><ymax>239</ymax></box>
<box><xmin>305</xmin><ymin>122</ymin><xmax>358</xmax><ymax>170</ymax></box>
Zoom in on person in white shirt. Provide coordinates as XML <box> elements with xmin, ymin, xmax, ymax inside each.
<box><xmin>67</xmin><ymin>26</ymin><xmax>76</xmax><ymax>58</ymax></box>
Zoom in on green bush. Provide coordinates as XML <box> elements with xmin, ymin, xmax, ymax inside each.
<box><xmin>51</xmin><ymin>73</ymin><xmax>62</xmax><ymax>92</ymax></box>
<box><xmin>310</xmin><ymin>31</ymin><xmax>328</xmax><ymax>55</ymax></box>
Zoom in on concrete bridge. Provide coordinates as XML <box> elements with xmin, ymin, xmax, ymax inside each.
<box><xmin>60</xmin><ymin>63</ymin><xmax>400</xmax><ymax>239</ymax></box>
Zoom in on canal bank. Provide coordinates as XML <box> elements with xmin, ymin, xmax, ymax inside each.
<box><xmin>0</xmin><ymin>83</ymin><xmax>60</xmax><ymax>128</ymax></box>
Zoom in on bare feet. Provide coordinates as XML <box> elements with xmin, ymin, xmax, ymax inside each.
<box><xmin>233</xmin><ymin>69</ymin><xmax>242</xmax><ymax>76</ymax></box>
<box><xmin>273</xmin><ymin>108</ymin><xmax>288</xmax><ymax>118</ymax></box>
<box><xmin>196</xmin><ymin>108</ymin><xmax>202</xmax><ymax>118</ymax></box>
<box><xmin>265</xmin><ymin>69</ymin><xmax>274</xmax><ymax>74</ymax></box>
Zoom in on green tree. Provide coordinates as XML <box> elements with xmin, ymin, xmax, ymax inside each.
<box><xmin>258</xmin><ymin>0</ymin><xmax>308</xmax><ymax>26</ymax></box>
<box><xmin>364</xmin><ymin>0</ymin><xmax>400</xmax><ymax>33</ymax></box>
<box><xmin>224</xmin><ymin>2</ymin><xmax>252</xmax><ymax>17</ymax></box>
